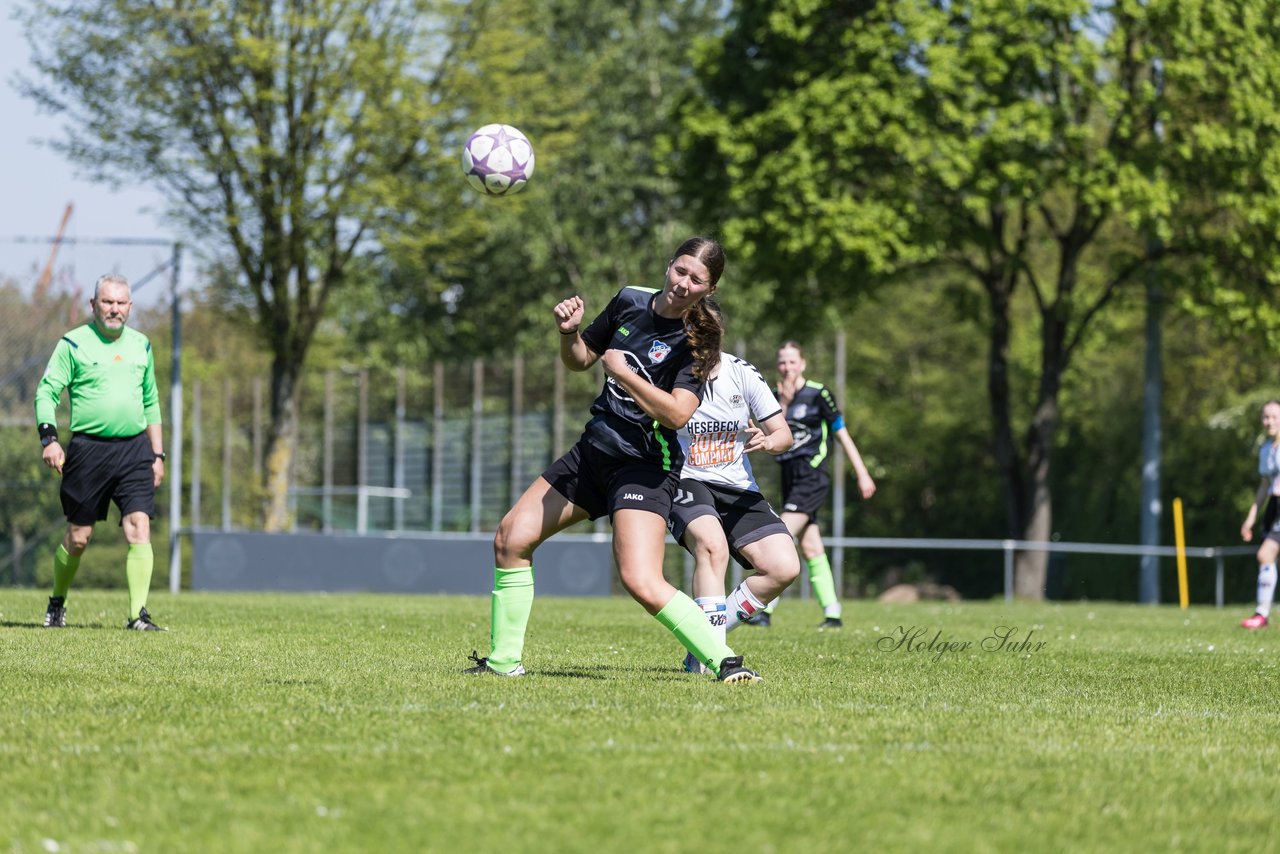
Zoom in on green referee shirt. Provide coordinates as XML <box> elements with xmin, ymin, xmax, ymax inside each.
<box><xmin>34</xmin><ymin>323</ymin><xmax>162</xmax><ymax>438</ymax></box>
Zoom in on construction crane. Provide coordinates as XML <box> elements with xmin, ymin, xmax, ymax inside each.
<box><xmin>34</xmin><ymin>202</ymin><xmax>73</xmax><ymax>300</ymax></box>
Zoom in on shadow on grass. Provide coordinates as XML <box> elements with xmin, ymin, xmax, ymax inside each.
<box><xmin>530</xmin><ymin>664</ymin><xmax>691</xmax><ymax>681</ymax></box>
<box><xmin>532</xmin><ymin>669</ymin><xmax>610</xmax><ymax>679</ymax></box>
<box><xmin>0</xmin><ymin>620</ymin><xmax>115</xmax><ymax>630</ymax></box>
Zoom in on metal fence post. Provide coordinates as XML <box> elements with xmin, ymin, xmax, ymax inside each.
<box><xmin>431</xmin><ymin>362</ymin><xmax>444</xmax><ymax>532</ymax></box>
<box><xmin>252</xmin><ymin>377</ymin><xmax>263</xmax><ymax>483</ymax></box>
<box><xmin>167</xmin><ymin>243</ymin><xmax>183</xmax><ymax>594</ymax></box>
<box><xmin>1003</xmin><ymin>540</ymin><xmax>1015</xmax><ymax>602</ymax></box>
<box><xmin>1215</xmin><ymin>553</ymin><xmax>1225</xmax><ymax>609</ymax></box>
<box><xmin>511</xmin><ymin>352</ymin><xmax>524</xmax><ymax>509</ymax></box>
<box><xmin>323</xmin><ymin>372</ymin><xmax>334</xmax><ymax>534</ymax></box>
<box><xmin>833</xmin><ymin>329</ymin><xmax>847</xmax><ymax>598</ymax></box>
<box><xmin>222</xmin><ymin>378</ymin><xmax>232</xmax><ymax>530</ymax></box>
<box><xmin>394</xmin><ymin>367</ymin><xmax>406</xmax><ymax>532</ymax></box>
<box><xmin>190</xmin><ymin>380</ymin><xmax>201</xmax><ymax>531</ymax></box>
<box><xmin>357</xmin><ymin>369</ymin><xmax>369</xmax><ymax>534</ymax></box>
<box><xmin>470</xmin><ymin>358</ymin><xmax>484</xmax><ymax>534</ymax></box>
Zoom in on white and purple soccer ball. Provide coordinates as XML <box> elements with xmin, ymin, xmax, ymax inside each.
<box><xmin>462</xmin><ymin>124</ymin><xmax>535</xmax><ymax>196</ymax></box>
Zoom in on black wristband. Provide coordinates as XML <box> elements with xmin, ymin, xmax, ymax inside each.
<box><xmin>560</xmin><ymin>327</ymin><xmax>579</xmax><ymax>336</ymax></box>
<box><xmin>38</xmin><ymin>423</ymin><xmax>58</xmax><ymax>443</ymax></box>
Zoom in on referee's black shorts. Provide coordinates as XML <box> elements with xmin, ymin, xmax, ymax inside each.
<box><xmin>779</xmin><ymin>457</ymin><xmax>830</xmax><ymax>524</ymax></box>
<box><xmin>60</xmin><ymin>432</ymin><xmax>156</xmax><ymax>526</ymax></box>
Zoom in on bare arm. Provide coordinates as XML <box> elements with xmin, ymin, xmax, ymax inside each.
<box><xmin>601</xmin><ymin>350</ymin><xmax>701</xmax><ymax>429</ymax></box>
<box><xmin>1242</xmin><ymin>477</ymin><xmax>1270</xmax><ymax>542</ymax></box>
<box><xmin>554</xmin><ymin>296</ymin><xmax>600</xmax><ymax>372</ymax></box>
<box><xmin>835</xmin><ymin>425</ymin><xmax>876</xmax><ymax>499</ymax></box>
<box><xmin>743</xmin><ymin>412</ymin><xmax>792</xmax><ymax>455</ymax></box>
<box><xmin>147</xmin><ymin>423</ymin><xmax>165</xmax><ymax>487</ymax></box>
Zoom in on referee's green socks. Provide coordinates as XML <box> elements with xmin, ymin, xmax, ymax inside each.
<box><xmin>487</xmin><ymin>566</ymin><xmax>534</xmax><ymax>675</ymax></box>
<box><xmin>656</xmin><ymin>591</ymin><xmax>735</xmax><ymax>676</ymax></box>
<box><xmin>51</xmin><ymin>544</ymin><xmax>81</xmax><ymax>600</ymax></box>
<box><xmin>126</xmin><ymin>543</ymin><xmax>154</xmax><ymax>620</ymax></box>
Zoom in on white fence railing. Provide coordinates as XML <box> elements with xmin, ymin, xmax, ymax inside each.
<box><xmin>817</xmin><ymin>537</ymin><xmax>1256</xmax><ymax>606</ymax></box>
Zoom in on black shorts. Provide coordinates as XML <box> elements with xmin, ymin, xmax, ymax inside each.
<box><xmin>1265</xmin><ymin>496</ymin><xmax>1280</xmax><ymax>543</ymax></box>
<box><xmin>542</xmin><ymin>438</ymin><xmax>680</xmax><ymax>521</ymax></box>
<box><xmin>779</xmin><ymin>458</ymin><xmax>830</xmax><ymax>523</ymax></box>
<box><xmin>60</xmin><ymin>432</ymin><xmax>156</xmax><ymax>526</ymax></box>
<box><xmin>668</xmin><ymin>479</ymin><xmax>790</xmax><ymax>552</ymax></box>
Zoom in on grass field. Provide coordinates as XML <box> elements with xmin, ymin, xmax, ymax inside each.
<box><xmin>2</xmin><ymin>590</ymin><xmax>1278</xmax><ymax>853</ymax></box>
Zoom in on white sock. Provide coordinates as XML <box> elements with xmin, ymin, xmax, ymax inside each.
<box><xmin>694</xmin><ymin>596</ymin><xmax>728</xmax><ymax>645</ymax></box>
<box><xmin>823</xmin><ymin>603</ymin><xmax>842</xmax><ymax>619</ymax></box>
<box><xmin>1258</xmin><ymin>563</ymin><xmax>1277</xmax><ymax>618</ymax></box>
<box><xmin>724</xmin><ymin>583</ymin><xmax>765</xmax><ymax>633</ymax></box>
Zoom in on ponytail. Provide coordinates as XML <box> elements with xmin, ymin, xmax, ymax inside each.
<box><xmin>684</xmin><ymin>296</ymin><xmax>723</xmax><ymax>382</ymax></box>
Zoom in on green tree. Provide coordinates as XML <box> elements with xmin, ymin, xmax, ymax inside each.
<box><xmin>681</xmin><ymin>0</ymin><xmax>1280</xmax><ymax>598</ymax></box>
<box><xmin>18</xmin><ymin>0</ymin><xmax>490</xmax><ymax>529</ymax></box>
<box><xmin>354</xmin><ymin>0</ymin><xmax>725</xmax><ymax>363</ymax></box>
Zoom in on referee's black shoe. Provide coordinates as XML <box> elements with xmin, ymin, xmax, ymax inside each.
<box><xmin>818</xmin><ymin>616</ymin><xmax>843</xmax><ymax>630</ymax></box>
<box><xmin>125</xmin><ymin>607</ymin><xmax>167</xmax><ymax>632</ymax></box>
<box><xmin>43</xmin><ymin>596</ymin><xmax>66</xmax><ymax>628</ymax></box>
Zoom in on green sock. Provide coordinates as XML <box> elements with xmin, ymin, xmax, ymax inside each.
<box><xmin>51</xmin><ymin>544</ymin><xmax>81</xmax><ymax>600</ymax></box>
<box><xmin>808</xmin><ymin>554</ymin><xmax>840</xmax><ymax>614</ymax></box>
<box><xmin>488</xmin><ymin>566</ymin><xmax>534</xmax><ymax>674</ymax></box>
<box><xmin>656</xmin><ymin>591</ymin><xmax>735</xmax><ymax>677</ymax></box>
<box><xmin>126</xmin><ymin>544</ymin><xmax>154</xmax><ymax>620</ymax></box>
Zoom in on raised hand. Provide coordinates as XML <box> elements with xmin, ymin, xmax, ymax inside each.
<box><xmin>553</xmin><ymin>296</ymin><xmax>585</xmax><ymax>334</ymax></box>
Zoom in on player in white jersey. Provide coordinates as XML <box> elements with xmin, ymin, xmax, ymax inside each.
<box><xmin>668</xmin><ymin>353</ymin><xmax>799</xmax><ymax>673</ymax></box>
<box><xmin>1240</xmin><ymin>400</ymin><xmax>1280</xmax><ymax>629</ymax></box>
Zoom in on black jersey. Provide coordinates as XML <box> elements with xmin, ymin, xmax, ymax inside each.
<box><xmin>579</xmin><ymin>286</ymin><xmax>704</xmax><ymax>469</ymax></box>
<box><xmin>774</xmin><ymin>380</ymin><xmax>843</xmax><ymax>470</ymax></box>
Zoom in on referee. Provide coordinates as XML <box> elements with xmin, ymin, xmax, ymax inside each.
<box><xmin>34</xmin><ymin>273</ymin><xmax>168</xmax><ymax>631</ymax></box>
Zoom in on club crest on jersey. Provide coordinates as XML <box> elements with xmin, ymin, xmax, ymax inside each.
<box><xmin>731</xmin><ymin>394</ymin><xmax>744</xmax><ymax>407</ymax></box>
<box><xmin>648</xmin><ymin>340</ymin><xmax>671</xmax><ymax>363</ymax></box>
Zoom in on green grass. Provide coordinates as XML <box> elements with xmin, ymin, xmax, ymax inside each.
<box><xmin>2</xmin><ymin>591</ymin><xmax>1278</xmax><ymax>853</ymax></box>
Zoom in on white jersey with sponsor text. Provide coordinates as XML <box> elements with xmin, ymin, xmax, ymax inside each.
<box><xmin>1260</xmin><ymin>439</ymin><xmax>1280</xmax><ymax>496</ymax></box>
<box><xmin>677</xmin><ymin>353</ymin><xmax>783</xmax><ymax>491</ymax></box>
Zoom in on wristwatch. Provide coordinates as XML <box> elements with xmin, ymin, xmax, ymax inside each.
<box><xmin>154</xmin><ymin>452</ymin><xmax>167</xmax><ymax>462</ymax></box>
<box><xmin>40</xmin><ymin>435</ymin><xmax>58</xmax><ymax>448</ymax></box>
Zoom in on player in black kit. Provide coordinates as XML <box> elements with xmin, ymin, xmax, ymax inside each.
<box><xmin>758</xmin><ymin>340</ymin><xmax>876</xmax><ymax>629</ymax></box>
<box><xmin>465</xmin><ymin>237</ymin><xmax>762</xmax><ymax>683</ymax></box>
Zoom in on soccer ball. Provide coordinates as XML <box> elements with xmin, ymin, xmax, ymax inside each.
<box><xmin>462</xmin><ymin>124</ymin><xmax>535</xmax><ymax>195</ymax></box>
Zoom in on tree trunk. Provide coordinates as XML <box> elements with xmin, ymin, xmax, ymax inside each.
<box><xmin>1015</xmin><ymin>291</ymin><xmax>1069</xmax><ymax>600</ymax></box>
<box><xmin>985</xmin><ymin>268</ymin><xmax>1062</xmax><ymax>601</ymax></box>
<box><xmin>984</xmin><ymin>277</ymin><xmax>1027</xmax><ymax>537</ymax></box>
<box><xmin>1015</xmin><ymin>403</ymin><xmax>1054</xmax><ymax>599</ymax></box>
<box><xmin>262</xmin><ymin>356</ymin><xmax>301</xmax><ymax>532</ymax></box>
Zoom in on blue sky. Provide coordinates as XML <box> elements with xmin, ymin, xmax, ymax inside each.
<box><xmin>1</xmin><ymin>11</ymin><xmax>186</xmax><ymax>307</ymax></box>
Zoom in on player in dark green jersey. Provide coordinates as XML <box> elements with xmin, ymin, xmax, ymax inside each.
<box><xmin>465</xmin><ymin>237</ymin><xmax>762</xmax><ymax>682</ymax></box>
<box><xmin>34</xmin><ymin>274</ymin><xmax>167</xmax><ymax>631</ymax></box>
<box><xmin>761</xmin><ymin>340</ymin><xmax>876</xmax><ymax>629</ymax></box>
